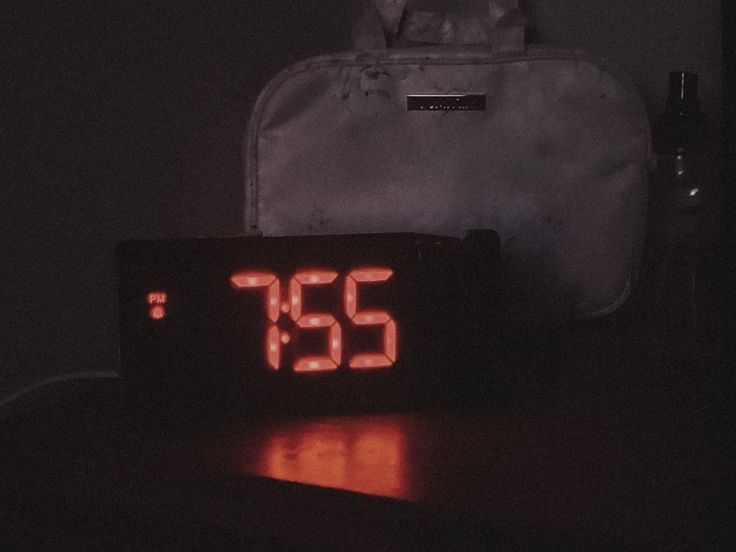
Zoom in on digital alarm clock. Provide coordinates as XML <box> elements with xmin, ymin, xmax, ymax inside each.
<box><xmin>116</xmin><ymin>231</ymin><xmax>500</xmax><ymax>421</ymax></box>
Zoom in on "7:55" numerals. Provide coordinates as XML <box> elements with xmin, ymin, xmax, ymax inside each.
<box><xmin>230</xmin><ymin>268</ymin><xmax>396</xmax><ymax>372</ymax></box>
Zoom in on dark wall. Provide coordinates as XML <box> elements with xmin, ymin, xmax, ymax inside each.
<box><xmin>0</xmin><ymin>1</ymin><xmax>723</xmax><ymax>399</ymax></box>
<box><xmin>722</xmin><ymin>0</ymin><xmax>735</xmax><ymax>239</ymax></box>
<box><xmin>1</xmin><ymin>1</ymin><xmax>360</xmax><ymax>396</ymax></box>
<box><xmin>528</xmin><ymin>0</ymin><xmax>722</xmax><ymax>121</ymax></box>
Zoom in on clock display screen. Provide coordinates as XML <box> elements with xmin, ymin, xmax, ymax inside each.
<box><xmin>229</xmin><ymin>267</ymin><xmax>397</xmax><ymax>373</ymax></box>
<box><xmin>116</xmin><ymin>232</ymin><xmax>500</xmax><ymax>418</ymax></box>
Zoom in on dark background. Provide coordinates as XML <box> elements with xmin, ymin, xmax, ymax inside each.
<box><xmin>0</xmin><ymin>0</ymin><xmax>727</xmax><ymax>399</ymax></box>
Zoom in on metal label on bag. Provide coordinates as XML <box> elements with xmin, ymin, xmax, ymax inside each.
<box><xmin>407</xmin><ymin>94</ymin><xmax>486</xmax><ymax>111</ymax></box>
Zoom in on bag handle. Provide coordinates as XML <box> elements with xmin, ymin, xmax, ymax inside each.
<box><xmin>353</xmin><ymin>0</ymin><xmax>525</xmax><ymax>52</ymax></box>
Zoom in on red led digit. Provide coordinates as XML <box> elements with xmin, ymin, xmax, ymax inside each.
<box><xmin>345</xmin><ymin>269</ymin><xmax>396</xmax><ymax>369</ymax></box>
<box><xmin>290</xmin><ymin>270</ymin><xmax>341</xmax><ymax>372</ymax></box>
<box><xmin>231</xmin><ymin>271</ymin><xmax>280</xmax><ymax>322</ymax></box>
<box><xmin>231</xmin><ymin>271</ymin><xmax>282</xmax><ymax>369</ymax></box>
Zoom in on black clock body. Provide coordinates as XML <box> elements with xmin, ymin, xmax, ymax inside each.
<box><xmin>115</xmin><ymin>231</ymin><xmax>500</xmax><ymax>423</ymax></box>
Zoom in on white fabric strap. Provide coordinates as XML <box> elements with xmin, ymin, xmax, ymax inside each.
<box><xmin>353</xmin><ymin>0</ymin><xmax>525</xmax><ymax>52</ymax></box>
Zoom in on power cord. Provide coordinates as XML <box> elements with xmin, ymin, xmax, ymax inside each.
<box><xmin>0</xmin><ymin>371</ymin><xmax>120</xmax><ymax>412</ymax></box>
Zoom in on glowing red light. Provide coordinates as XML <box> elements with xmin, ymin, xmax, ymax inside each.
<box><xmin>267</xmin><ymin>325</ymin><xmax>281</xmax><ymax>369</ymax></box>
<box><xmin>350</xmin><ymin>268</ymin><xmax>393</xmax><ymax>282</ymax></box>
<box><xmin>329</xmin><ymin>323</ymin><xmax>342</xmax><ymax>366</ymax></box>
<box><xmin>230</xmin><ymin>272</ymin><xmax>276</xmax><ymax>288</ymax></box>
<box><xmin>345</xmin><ymin>277</ymin><xmax>357</xmax><ymax>318</ymax></box>
<box><xmin>345</xmin><ymin>268</ymin><xmax>396</xmax><ymax>369</ymax></box>
<box><xmin>146</xmin><ymin>291</ymin><xmax>168</xmax><ymax>305</ymax></box>
<box><xmin>295</xmin><ymin>270</ymin><xmax>338</xmax><ymax>285</ymax></box>
<box><xmin>294</xmin><ymin>356</ymin><xmax>338</xmax><ymax>372</ymax></box>
<box><xmin>233</xmin><ymin>272</ymin><xmax>283</xmax><ymax>368</ymax></box>
<box><xmin>289</xmin><ymin>278</ymin><xmax>302</xmax><ymax>320</ymax></box>
<box><xmin>252</xmin><ymin>419</ymin><xmax>408</xmax><ymax>498</ymax></box>
<box><xmin>231</xmin><ymin>271</ymin><xmax>280</xmax><ymax>322</ymax></box>
<box><xmin>231</xmin><ymin>267</ymin><xmax>396</xmax><ymax>373</ymax></box>
<box><xmin>297</xmin><ymin>314</ymin><xmax>335</xmax><ymax>329</ymax></box>
<box><xmin>146</xmin><ymin>291</ymin><xmax>168</xmax><ymax>320</ymax></box>
<box><xmin>149</xmin><ymin>304</ymin><xmax>166</xmax><ymax>320</ymax></box>
<box><xmin>353</xmin><ymin>311</ymin><xmax>390</xmax><ymax>325</ymax></box>
<box><xmin>349</xmin><ymin>354</ymin><xmax>392</xmax><ymax>369</ymax></box>
<box><xmin>290</xmin><ymin>270</ymin><xmax>340</xmax><ymax>373</ymax></box>
<box><xmin>385</xmin><ymin>320</ymin><xmax>397</xmax><ymax>362</ymax></box>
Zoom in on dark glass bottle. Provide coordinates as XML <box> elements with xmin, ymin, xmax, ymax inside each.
<box><xmin>653</xmin><ymin>72</ymin><xmax>707</xmax><ymax>226</ymax></box>
<box><xmin>646</xmin><ymin>72</ymin><xmax>716</xmax><ymax>358</ymax></box>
